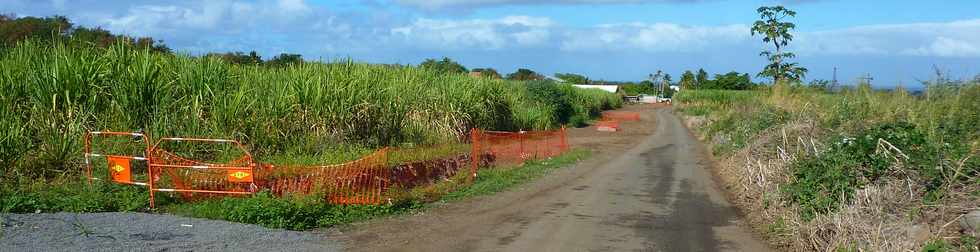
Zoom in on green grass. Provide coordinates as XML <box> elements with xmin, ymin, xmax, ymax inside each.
<box><xmin>443</xmin><ymin>149</ymin><xmax>590</xmax><ymax>201</ymax></box>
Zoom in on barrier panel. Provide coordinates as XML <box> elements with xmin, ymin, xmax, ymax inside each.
<box><xmin>470</xmin><ymin>127</ymin><xmax>569</xmax><ymax>174</ymax></box>
<box><xmin>256</xmin><ymin>148</ymin><xmax>390</xmax><ymax>205</ymax></box>
<box><xmin>601</xmin><ymin>111</ymin><xmax>641</xmax><ymax>121</ymax></box>
<box><xmin>148</xmin><ymin>137</ymin><xmax>257</xmax><ymax>207</ymax></box>
<box><xmin>596</xmin><ymin>120</ymin><xmax>621</xmax><ymax>132</ymax></box>
<box><xmin>82</xmin><ymin>127</ymin><xmax>571</xmax><ymax>207</ymax></box>
<box><xmin>84</xmin><ymin>131</ymin><xmax>151</xmax><ymax>186</ymax></box>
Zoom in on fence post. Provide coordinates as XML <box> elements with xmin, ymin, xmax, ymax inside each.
<box><xmin>560</xmin><ymin>125</ymin><xmax>568</xmax><ymax>152</ymax></box>
<box><xmin>84</xmin><ymin>132</ymin><xmax>93</xmax><ymax>187</ymax></box>
<box><xmin>519</xmin><ymin>130</ymin><xmax>525</xmax><ymax>163</ymax></box>
<box><xmin>147</xmin><ymin>157</ymin><xmax>156</xmax><ymax>209</ymax></box>
<box><xmin>470</xmin><ymin>128</ymin><xmax>479</xmax><ymax>182</ymax></box>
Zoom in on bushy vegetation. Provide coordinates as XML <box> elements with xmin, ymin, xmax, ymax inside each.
<box><xmin>1</xmin><ymin>179</ymin><xmax>150</xmax><ymax>213</ymax></box>
<box><xmin>0</xmin><ymin>40</ymin><xmax>619</xmax><ymax>183</ymax></box>
<box><xmin>676</xmin><ymin>81</ymin><xmax>979</xmax><ymax>250</ymax></box>
<box><xmin>0</xmin><ymin>14</ymin><xmax>170</xmax><ymax>53</ymax></box>
<box><xmin>167</xmin><ymin>192</ymin><xmax>417</xmax><ymax>231</ymax></box>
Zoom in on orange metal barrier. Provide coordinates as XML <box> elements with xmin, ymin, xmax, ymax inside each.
<box><xmin>601</xmin><ymin>111</ymin><xmax>641</xmax><ymax>121</ymax></box>
<box><xmin>147</xmin><ymin>137</ymin><xmax>257</xmax><ymax>208</ymax></box>
<box><xmin>257</xmin><ymin>148</ymin><xmax>390</xmax><ymax>205</ymax></box>
<box><xmin>83</xmin><ymin>131</ymin><xmax>151</xmax><ymax>186</ymax></box>
<box><xmin>470</xmin><ymin>127</ymin><xmax>569</xmax><ymax>178</ymax></box>
<box><xmin>83</xmin><ymin>127</ymin><xmax>572</xmax><ymax>207</ymax></box>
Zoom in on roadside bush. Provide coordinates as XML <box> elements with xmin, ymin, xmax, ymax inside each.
<box><xmin>783</xmin><ymin>121</ymin><xmax>942</xmax><ymax>220</ymax></box>
<box><xmin>1</xmin><ymin>180</ymin><xmax>148</xmax><ymax>213</ymax></box>
<box><xmin>706</xmin><ymin>105</ymin><xmax>790</xmax><ymax>154</ymax></box>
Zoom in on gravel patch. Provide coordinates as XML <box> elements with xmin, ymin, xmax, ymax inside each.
<box><xmin>0</xmin><ymin>212</ymin><xmax>340</xmax><ymax>252</ymax></box>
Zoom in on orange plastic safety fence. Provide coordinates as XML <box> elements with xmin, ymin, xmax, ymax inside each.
<box><xmin>86</xmin><ymin>127</ymin><xmax>573</xmax><ymax>208</ymax></box>
<box><xmin>595</xmin><ymin>120</ymin><xmax>621</xmax><ymax>132</ymax></box>
<box><xmin>256</xmin><ymin>148</ymin><xmax>390</xmax><ymax>205</ymax></box>
<box><xmin>471</xmin><ymin>127</ymin><xmax>569</xmax><ymax>168</ymax></box>
<box><xmin>147</xmin><ymin>138</ymin><xmax>257</xmax><ymax>207</ymax></box>
<box><xmin>601</xmin><ymin>111</ymin><xmax>641</xmax><ymax>121</ymax></box>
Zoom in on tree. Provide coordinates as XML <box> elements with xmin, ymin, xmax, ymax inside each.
<box><xmin>702</xmin><ymin>71</ymin><xmax>755</xmax><ymax>90</ymax></box>
<box><xmin>0</xmin><ymin>15</ymin><xmax>72</xmax><ymax>46</ymax></box>
<box><xmin>751</xmin><ymin>5</ymin><xmax>807</xmax><ymax>83</ymax></box>
<box><xmin>648</xmin><ymin>70</ymin><xmax>665</xmax><ymax>96</ymax></box>
<box><xmin>472</xmin><ymin>68</ymin><xmax>502</xmax><ymax>79</ymax></box>
<box><xmin>208</xmin><ymin>51</ymin><xmax>263</xmax><ymax>65</ymax></box>
<box><xmin>266</xmin><ymin>53</ymin><xmax>303</xmax><ymax>67</ymax></box>
<box><xmin>695</xmin><ymin>68</ymin><xmax>708</xmax><ymax>87</ymax></box>
<box><xmin>554</xmin><ymin>73</ymin><xmax>589</xmax><ymax>84</ymax></box>
<box><xmin>808</xmin><ymin>79</ymin><xmax>831</xmax><ymax>91</ymax></box>
<box><xmin>0</xmin><ymin>14</ymin><xmax>172</xmax><ymax>53</ymax></box>
<box><xmin>506</xmin><ymin>68</ymin><xmax>544</xmax><ymax>81</ymax></box>
<box><xmin>420</xmin><ymin>57</ymin><xmax>468</xmax><ymax>75</ymax></box>
<box><xmin>679</xmin><ymin>70</ymin><xmax>696</xmax><ymax>90</ymax></box>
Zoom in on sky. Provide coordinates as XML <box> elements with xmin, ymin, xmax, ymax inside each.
<box><xmin>3</xmin><ymin>0</ymin><xmax>979</xmax><ymax>86</ymax></box>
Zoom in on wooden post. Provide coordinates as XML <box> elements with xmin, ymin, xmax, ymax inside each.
<box><xmin>145</xmin><ymin>132</ymin><xmax>156</xmax><ymax>209</ymax></box>
<box><xmin>470</xmin><ymin>128</ymin><xmax>479</xmax><ymax>182</ymax></box>
<box><xmin>519</xmin><ymin>130</ymin><xmax>525</xmax><ymax>163</ymax></box>
<box><xmin>560</xmin><ymin>125</ymin><xmax>568</xmax><ymax>152</ymax></box>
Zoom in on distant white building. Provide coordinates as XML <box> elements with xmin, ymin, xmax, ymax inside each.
<box><xmin>669</xmin><ymin>85</ymin><xmax>680</xmax><ymax>92</ymax></box>
<box><xmin>544</xmin><ymin>75</ymin><xmax>566</xmax><ymax>82</ymax></box>
<box><xmin>572</xmin><ymin>85</ymin><xmax>622</xmax><ymax>94</ymax></box>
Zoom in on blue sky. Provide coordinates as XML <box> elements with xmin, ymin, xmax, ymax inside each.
<box><xmin>3</xmin><ymin>0</ymin><xmax>979</xmax><ymax>86</ymax></box>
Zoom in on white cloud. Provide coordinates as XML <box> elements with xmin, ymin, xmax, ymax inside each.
<box><xmin>795</xmin><ymin>19</ymin><xmax>980</xmax><ymax>58</ymax></box>
<box><xmin>391</xmin><ymin>16</ymin><xmax>555</xmax><ymax>50</ymax></box>
<box><xmin>904</xmin><ymin>37</ymin><xmax>980</xmax><ymax>57</ymax></box>
<box><xmin>97</xmin><ymin>0</ymin><xmax>320</xmax><ymax>38</ymax></box>
<box><xmin>561</xmin><ymin>22</ymin><xmax>751</xmax><ymax>52</ymax></box>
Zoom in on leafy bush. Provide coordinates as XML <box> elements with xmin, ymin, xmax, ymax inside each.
<box><xmin>784</xmin><ymin>121</ymin><xmax>943</xmax><ymax>220</ymax></box>
<box><xmin>1</xmin><ymin>180</ymin><xmax>149</xmax><ymax>213</ymax></box>
<box><xmin>705</xmin><ymin>105</ymin><xmax>790</xmax><ymax>154</ymax></box>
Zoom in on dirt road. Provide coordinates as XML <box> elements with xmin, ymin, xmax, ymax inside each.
<box><xmin>333</xmin><ymin>106</ymin><xmax>770</xmax><ymax>251</ymax></box>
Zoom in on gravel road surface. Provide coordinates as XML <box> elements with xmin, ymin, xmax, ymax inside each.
<box><xmin>332</xmin><ymin>105</ymin><xmax>770</xmax><ymax>251</ymax></box>
<box><xmin>0</xmin><ymin>212</ymin><xmax>339</xmax><ymax>252</ymax></box>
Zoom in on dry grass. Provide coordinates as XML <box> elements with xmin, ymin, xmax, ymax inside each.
<box><xmin>678</xmin><ymin>84</ymin><xmax>980</xmax><ymax>251</ymax></box>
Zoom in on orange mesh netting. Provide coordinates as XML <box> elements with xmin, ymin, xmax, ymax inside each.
<box><xmin>471</xmin><ymin>127</ymin><xmax>568</xmax><ymax>167</ymax></box>
<box><xmin>90</xmin><ymin>127</ymin><xmax>573</xmax><ymax>207</ymax></box>
<box><xmin>595</xmin><ymin>120</ymin><xmax>621</xmax><ymax>132</ymax></box>
<box><xmin>149</xmin><ymin>147</ymin><xmax>256</xmax><ymax>201</ymax></box>
<box><xmin>255</xmin><ymin>148</ymin><xmax>390</xmax><ymax>205</ymax></box>
<box><xmin>601</xmin><ymin>111</ymin><xmax>640</xmax><ymax>121</ymax></box>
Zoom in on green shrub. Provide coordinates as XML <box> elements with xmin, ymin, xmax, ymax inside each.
<box><xmin>1</xmin><ymin>180</ymin><xmax>149</xmax><ymax>213</ymax></box>
<box><xmin>784</xmin><ymin>121</ymin><xmax>944</xmax><ymax>220</ymax></box>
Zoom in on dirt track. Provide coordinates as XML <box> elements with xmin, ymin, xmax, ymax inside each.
<box><xmin>332</xmin><ymin>105</ymin><xmax>770</xmax><ymax>251</ymax></box>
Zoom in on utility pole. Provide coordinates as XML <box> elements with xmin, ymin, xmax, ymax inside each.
<box><xmin>830</xmin><ymin>67</ymin><xmax>838</xmax><ymax>92</ymax></box>
<box><xmin>832</xmin><ymin>67</ymin><xmax>838</xmax><ymax>85</ymax></box>
<box><xmin>857</xmin><ymin>73</ymin><xmax>873</xmax><ymax>86</ymax></box>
